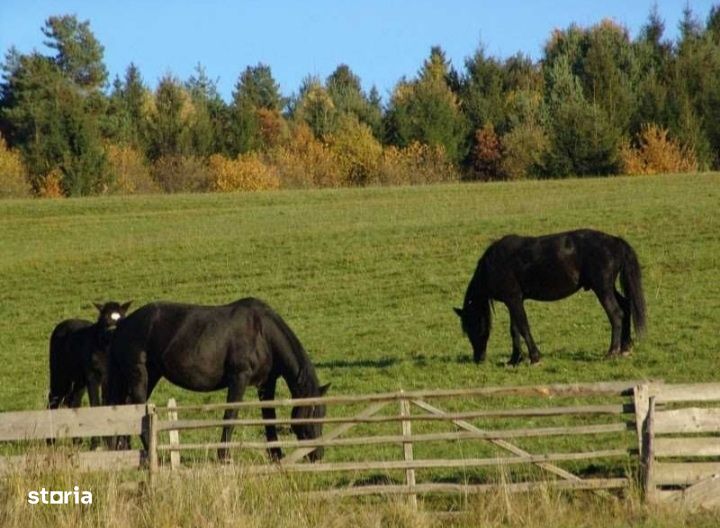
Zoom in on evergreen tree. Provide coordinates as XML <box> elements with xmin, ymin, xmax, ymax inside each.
<box><xmin>384</xmin><ymin>47</ymin><xmax>467</xmax><ymax>163</ymax></box>
<box><xmin>1</xmin><ymin>16</ymin><xmax>109</xmax><ymax>195</ymax></box>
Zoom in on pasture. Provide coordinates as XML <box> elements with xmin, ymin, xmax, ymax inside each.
<box><xmin>1</xmin><ymin>173</ymin><xmax>719</xmax><ymax>411</ymax></box>
<box><xmin>1</xmin><ymin>173</ymin><xmax>720</xmax><ymax>526</ymax></box>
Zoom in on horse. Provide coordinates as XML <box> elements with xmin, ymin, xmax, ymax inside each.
<box><xmin>106</xmin><ymin>297</ymin><xmax>330</xmax><ymax>461</ymax></box>
<box><xmin>454</xmin><ymin>229</ymin><xmax>646</xmax><ymax>365</ymax></box>
<box><xmin>48</xmin><ymin>301</ymin><xmax>132</xmax><ymax>410</ymax></box>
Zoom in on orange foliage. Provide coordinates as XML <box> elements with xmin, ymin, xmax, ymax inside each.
<box><xmin>469</xmin><ymin>124</ymin><xmax>503</xmax><ymax>180</ymax></box>
<box><xmin>37</xmin><ymin>168</ymin><xmax>64</xmax><ymax>198</ymax></box>
<box><xmin>621</xmin><ymin>124</ymin><xmax>698</xmax><ymax>175</ymax></box>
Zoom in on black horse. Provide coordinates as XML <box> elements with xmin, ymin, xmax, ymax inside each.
<box><xmin>455</xmin><ymin>229</ymin><xmax>646</xmax><ymax>365</ymax></box>
<box><xmin>48</xmin><ymin>301</ymin><xmax>132</xmax><ymax>410</ymax></box>
<box><xmin>107</xmin><ymin>297</ymin><xmax>330</xmax><ymax>461</ymax></box>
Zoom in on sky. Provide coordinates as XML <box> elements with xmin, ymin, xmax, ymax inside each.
<box><xmin>1</xmin><ymin>1</ymin><xmax>717</xmax><ymax>102</ymax></box>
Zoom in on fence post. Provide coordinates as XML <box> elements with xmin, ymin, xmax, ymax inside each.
<box><xmin>399</xmin><ymin>390</ymin><xmax>417</xmax><ymax>510</ymax></box>
<box><xmin>642</xmin><ymin>396</ymin><xmax>656</xmax><ymax>504</ymax></box>
<box><xmin>146</xmin><ymin>404</ymin><xmax>158</xmax><ymax>479</ymax></box>
<box><xmin>167</xmin><ymin>398</ymin><xmax>180</xmax><ymax>470</ymax></box>
<box><xmin>633</xmin><ymin>384</ymin><xmax>650</xmax><ymax>459</ymax></box>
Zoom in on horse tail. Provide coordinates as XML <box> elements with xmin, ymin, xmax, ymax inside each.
<box><xmin>618</xmin><ymin>238</ymin><xmax>647</xmax><ymax>337</ymax></box>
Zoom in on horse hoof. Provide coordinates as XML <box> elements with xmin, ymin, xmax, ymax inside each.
<box><xmin>530</xmin><ymin>358</ymin><xmax>541</xmax><ymax>365</ymax></box>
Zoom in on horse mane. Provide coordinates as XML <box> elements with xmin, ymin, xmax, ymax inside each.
<box><xmin>463</xmin><ymin>253</ymin><xmax>494</xmax><ymax>334</ymax></box>
<box><xmin>259</xmin><ymin>304</ymin><xmax>320</xmax><ymax>396</ymax></box>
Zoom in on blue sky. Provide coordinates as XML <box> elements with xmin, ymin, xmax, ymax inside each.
<box><xmin>1</xmin><ymin>1</ymin><xmax>717</xmax><ymax>102</ymax></box>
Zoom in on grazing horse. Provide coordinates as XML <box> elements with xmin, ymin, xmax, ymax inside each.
<box><xmin>454</xmin><ymin>229</ymin><xmax>646</xmax><ymax>365</ymax></box>
<box><xmin>48</xmin><ymin>301</ymin><xmax>132</xmax><ymax>410</ymax></box>
<box><xmin>107</xmin><ymin>297</ymin><xmax>330</xmax><ymax>461</ymax></box>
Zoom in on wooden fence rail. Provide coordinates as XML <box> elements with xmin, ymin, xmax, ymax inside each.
<box><xmin>635</xmin><ymin>382</ymin><xmax>720</xmax><ymax>510</ymax></box>
<box><xmin>2</xmin><ymin>379</ymin><xmax>719</xmax><ymax>511</ymax></box>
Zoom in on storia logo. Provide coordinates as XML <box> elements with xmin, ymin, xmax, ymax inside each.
<box><xmin>27</xmin><ymin>486</ymin><xmax>92</xmax><ymax>505</ymax></box>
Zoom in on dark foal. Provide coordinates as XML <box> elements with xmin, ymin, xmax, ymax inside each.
<box><xmin>455</xmin><ymin>229</ymin><xmax>646</xmax><ymax>365</ymax></box>
<box><xmin>48</xmin><ymin>301</ymin><xmax>132</xmax><ymax>410</ymax></box>
<box><xmin>107</xmin><ymin>297</ymin><xmax>330</xmax><ymax>462</ymax></box>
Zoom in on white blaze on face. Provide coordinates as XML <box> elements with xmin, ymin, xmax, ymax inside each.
<box><xmin>110</xmin><ymin>312</ymin><xmax>122</xmax><ymax>322</ymax></box>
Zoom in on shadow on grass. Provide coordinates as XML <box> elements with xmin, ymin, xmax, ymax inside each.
<box><xmin>316</xmin><ymin>357</ymin><xmax>400</xmax><ymax>369</ymax></box>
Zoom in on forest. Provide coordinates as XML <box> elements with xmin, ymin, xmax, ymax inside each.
<box><xmin>1</xmin><ymin>5</ymin><xmax>719</xmax><ymax>197</ymax></box>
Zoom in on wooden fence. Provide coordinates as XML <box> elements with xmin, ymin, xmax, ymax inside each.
<box><xmin>0</xmin><ymin>404</ymin><xmax>146</xmax><ymax>473</ymax></box>
<box><xmin>635</xmin><ymin>382</ymin><xmax>720</xmax><ymax>510</ymax></box>
<box><xmin>1</xmin><ymin>380</ymin><xmax>719</xmax><ymax>510</ymax></box>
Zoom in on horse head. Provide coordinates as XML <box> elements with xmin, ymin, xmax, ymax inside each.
<box><xmin>454</xmin><ymin>301</ymin><xmax>491</xmax><ymax>363</ymax></box>
<box><xmin>93</xmin><ymin>300</ymin><xmax>132</xmax><ymax>346</ymax></box>
<box><xmin>291</xmin><ymin>382</ymin><xmax>330</xmax><ymax>461</ymax></box>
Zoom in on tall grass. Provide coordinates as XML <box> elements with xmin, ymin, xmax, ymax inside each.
<box><xmin>1</xmin><ymin>454</ymin><xmax>718</xmax><ymax>527</ymax></box>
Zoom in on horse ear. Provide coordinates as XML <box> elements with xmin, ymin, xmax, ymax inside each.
<box><xmin>93</xmin><ymin>302</ymin><xmax>104</xmax><ymax>313</ymax></box>
<box><xmin>453</xmin><ymin>307</ymin><xmax>463</xmax><ymax>317</ymax></box>
<box><xmin>120</xmin><ymin>301</ymin><xmax>132</xmax><ymax>313</ymax></box>
<box><xmin>319</xmin><ymin>383</ymin><xmax>331</xmax><ymax>396</ymax></box>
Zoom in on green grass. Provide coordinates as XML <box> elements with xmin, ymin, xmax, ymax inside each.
<box><xmin>2</xmin><ymin>173</ymin><xmax>719</xmax><ymax>411</ymax></box>
<box><xmin>1</xmin><ymin>174</ymin><xmax>720</xmax><ymax>523</ymax></box>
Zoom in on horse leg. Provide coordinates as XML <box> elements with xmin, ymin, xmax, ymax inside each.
<box><xmin>614</xmin><ymin>290</ymin><xmax>632</xmax><ymax>354</ymax></box>
<box><xmin>87</xmin><ymin>376</ymin><xmax>102</xmax><ymax>449</ymax></box>
<box><xmin>68</xmin><ymin>384</ymin><xmax>86</xmax><ymax>446</ymax></box>
<box><xmin>595</xmin><ymin>288</ymin><xmax>623</xmax><ymax>357</ymax></box>
<box><xmin>218</xmin><ymin>372</ymin><xmax>250</xmax><ymax>462</ymax></box>
<box><xmin>506</xmin><ymin>299</ymin><xmax>541</xmax><ymax>364</ymax></box>
<box><xmin>508</xmin><ymin>319</ymin><xmax>524</xmax><ymax>366</ymax></box>
<box><xmin>258</xmin><ymin>377</ymin><xmax>283</xmax><ymax>461</ymax></box>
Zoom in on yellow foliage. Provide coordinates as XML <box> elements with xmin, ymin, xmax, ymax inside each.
<box><xmin>0</xmin><ymin>135</ymin><xmax>31</xmax><ymax>198</ymax></box>
<box><xmin>621</xmin><ymin>124</ymin><xmax>698</xmax><ymax>175</ymax></box>
<box><xmin>208</xmin><ymin>153</ymin><xmax>280</xmax><ymax>192</ymax></box>
<box><xmin>37</xmin><ymin>168</ymin><xmax>64</xmax><ymax>198</ymax></box>
<box><xmin>105</xmin><ymin>143</ymin><xmax>159</xmax><ymax>194</ymax></box>
<box><xmin>378</xmin><ymin>142</ymin><xmax>458</xmax><ymax>186</ymax></box>
<box><xmin>269</xmin><ymin>123</ymin><xmax>344</xmax><ymax>188</ymax></box>
<box><xmin>327</xmin><ymin>116</ymin><xmax>383</xmax><ymax>185</ymax></box>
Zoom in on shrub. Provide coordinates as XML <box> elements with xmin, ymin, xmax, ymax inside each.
<box><xmin>269</xmin><ymin>123</ymin><xmax>344</xmax><ymax>188</ymax></box>
<box><xmin>501</xmin><ymin>123</ymin><xmax>550</xmax><ymax>180</ymax></box>
<box><xmin>151</xmin><ymin>155</ymin><xmax>211</xmax><ymax>193</ymax></box>
<box><xmin>36</xmin><ymin>168</ymin><xmax>64</xmax><ymax>198</ymax></box>
<box><xmin>467</xmin><ymin>123</ymin><xmax>504</xmax><ymax>180</ymax></box>
<box><xmin>105</xmin><ymin>144</ymin><xmax>159</xmax><ymax>194</ymax></box>
<box><xmin>327</xmin><ymin>115</ymin><xmax>383</xmax><ymax>185</ymax></box>
<box><xmin>0</xmin><ymin>135</ymin><xmax>31</xmax><ymax>198</ymax></box>
<box><xmin>208</xmin><ymin>153</ymin><xmax>280</xmax><ymax>192</ymax></box>
<box><xmin>621</xmin><ymin>123</ymin><xmax>698</xmax><ymax>175</ymax></box>
<box><xmin>378</xmin><ymin>141</ymin><xmax>458</xmax><ymax>186</ymax></box>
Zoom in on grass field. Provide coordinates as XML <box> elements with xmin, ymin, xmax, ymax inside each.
<box><xmin>1</xmin><ymin>173</ymin><xmax>719</xmax><ymax>410</ymax></box>
<box><xmin>1</xmin><ymin>173</ymin><xmax>720</xmax><ymax>525</ymax></box>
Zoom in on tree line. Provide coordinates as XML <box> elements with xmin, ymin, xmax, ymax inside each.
<box><xmin>1</xmin><ymin>6</ymin><xmax>719</xmax><ymax>197</ymax></box>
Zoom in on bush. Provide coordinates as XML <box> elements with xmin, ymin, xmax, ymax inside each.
<box><xmin>327</xmin><ymin>115</ymin><xmax>383</xmax><ymax>185</ymax></box>
<box><xmin>269</xmin><ymin>124</ymin><xmax>344</xmax><ymax>188</ymax></box>
<box><xmin>621</xmin><ymin>123</ymin><xmax>698</xmax><ymax>175</ymax></box>
<box><xmin>151</xmin><ymin>155</ymin><xmax>211</xmax><ymax>193</ymax></box>
<box><xmin>467</xmin><ymin>123</ymin><xmax>504</xmax><ymax>180</ymax></box>
<box><xmin>36</xmin><ymin>168</ymin><xmax>64</xmax><ymax>198</ymax></box>
<box><xmin>501</xmin><ymin>123</ymin><xmax>550</xmax><ymax>180</ymax></box>
<box><xmin>208</xmin><ymin>153</ymin><xmax>280</xmax><ymax>192</ymax></box>
<box><xmin>378</xmin><ymin>141</ymin><xmax>458</xmax><ymax>186</ymax></box>
<box><xmin>105</xmin><ymin>144</ymin><xmax>159</xmax><ymax>194</ymax></box>
<box><xmin>0</xmin><ymin>135</ymin><xmax>31</xmax><ymax>198</ymax></box>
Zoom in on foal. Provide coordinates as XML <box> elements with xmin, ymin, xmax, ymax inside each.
<box><xmin>48</xmin><ymin>301</ymin><xmax>132</xmax><ymax>410</ymax></box>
